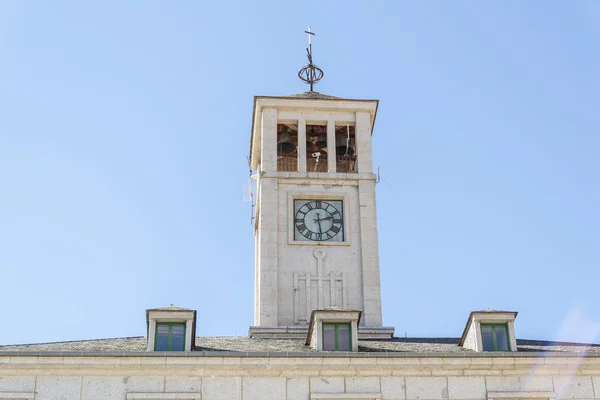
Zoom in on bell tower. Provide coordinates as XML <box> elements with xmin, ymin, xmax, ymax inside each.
<box><xmin>248</xmin><ymin>29</ymin><xmax>393</xmax><ymax>339</ymax></box>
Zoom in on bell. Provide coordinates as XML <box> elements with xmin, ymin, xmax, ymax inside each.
<box><xmin>316</xmin><ymin>137</ymin><xmax>327</xmax><ymax>149</ymax></box>
<box><xmin>277</xmin><ymin>131</ymin><xmax>296</xmax><ymax>155</ymax></box>
<box><xmin>335</xmin><ymin>133</ymin><xmax>355</xmax><ymax>156</ymax></box>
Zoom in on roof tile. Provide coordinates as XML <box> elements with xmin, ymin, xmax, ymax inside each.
<box><xmin>1</xmin><ymin>336</ymin><xmax>598</xmax><ymax>354</ymax></box>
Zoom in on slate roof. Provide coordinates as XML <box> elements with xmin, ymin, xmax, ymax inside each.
<box><xmin>1</xmin><ymin>336</ymin><xmax>599</xmax><ymax>354</ymax></box>
<box><xmin>285</xmin><ymin>91</ymin><xmax>345</xmax><ymax>100</ymax></box>
<box><xmin>147</xmin><ymin>304</ymin><xmax>194</xmax><ymax>312</ymax></box>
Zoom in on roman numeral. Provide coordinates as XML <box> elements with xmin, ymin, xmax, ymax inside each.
<box><xmin>331</xmin><ymin>210</ymin><xmax>339</xmax><ymax>216</ymax></box>
<box><xmin>330</xmin><ymin>225</ymin><xmax>340</xmax><ymax>234</ymax></box>
<box><xmin>295</xmin><ymin>218</ymin><xmax>304</xmax><ymax>223</ymax></box>
<box><xmin>305</xmin><ymin>202</ymin><xmax>314</xmax><ymax>210</ymax></box>
<box><xmin>333</xmin><ymin>219</ymin><xmax>342</xmax><ymax>224</ymax></box>
<box><xmin>297</xmin><ymin>224</ymin><xmax>307</xmax><ymax>232</ymax></box>
<box><xmin>315</xmin><ymin>200</ymin><xmax>322</xmax><ymax>209</ymax></box>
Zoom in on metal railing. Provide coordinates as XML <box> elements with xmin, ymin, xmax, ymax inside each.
<box><xmin>277</xmin><ymin>155</ymin><xmax>298</xmax><ymax>172</ymax></box>
<box><xmin>276</xmin><ymin>155</ymin><xmax>357</xmax><ymax>173</ymax></box>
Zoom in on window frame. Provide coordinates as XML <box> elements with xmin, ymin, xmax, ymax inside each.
<box><xmin>154</xmin><ymin>322</ymin><xmax>186</xmax><ymax>351</ymax></box>
<box><xmin>322</xmin><ymin>322</ymin><xmax>352</xmax><ymax>351</ymax></box>
<box><xmin>480</xmin><ymin>323</ymin><xmax>510</xmax><ymax>351</ymax></box>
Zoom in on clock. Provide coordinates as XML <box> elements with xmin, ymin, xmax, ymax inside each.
<box><xmin>294</xmin><ymin>199</ymin><xmax>344</xmax><ymax>242</ymax></box>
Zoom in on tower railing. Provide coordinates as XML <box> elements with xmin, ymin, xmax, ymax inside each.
<box><xmin>277</xmin><ymin>154</ymin><xmax>299</xmax><ymax>172</ymax></box>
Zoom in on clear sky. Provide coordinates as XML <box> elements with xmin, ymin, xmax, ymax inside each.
<box><xmin>1</xmin><ymin>1</ymin><xmax>599</xmax><ymax>346</ymax></box>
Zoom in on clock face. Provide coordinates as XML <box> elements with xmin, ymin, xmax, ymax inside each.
<box><xmin>294</xmin><ymin>199</ymin><xmax>344</xmax><ymax>242</ymax></box>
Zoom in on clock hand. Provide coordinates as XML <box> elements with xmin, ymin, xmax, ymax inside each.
<box><xmin>314</xmin><ymin>213</ymin><xmax>323</xmax><ymax>237</ymax></box>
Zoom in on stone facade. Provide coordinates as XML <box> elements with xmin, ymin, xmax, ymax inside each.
<box><xmin>1</xmin><ymin>354</ymin><xmax>600</xmax><ymax>399</ymax></box>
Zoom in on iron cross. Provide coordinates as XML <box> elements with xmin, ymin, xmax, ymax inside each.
<box><xmin>304</xmin><ymin>26</ymin><xmax>315</xmax><ymax>46</ymax></box>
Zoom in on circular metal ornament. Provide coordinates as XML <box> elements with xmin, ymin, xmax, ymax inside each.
<box><xmin>298</xmin><ymin>64</ymin><xmax>324</xmax><ymax>91</ymax></box>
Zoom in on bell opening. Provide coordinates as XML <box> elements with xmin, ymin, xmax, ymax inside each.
<box><xmin>277</xmin><ymin>123</ymin><xmax>298</xmax><ymax>172</ymax></box>
<box><xmin>307</xmin><ymin>123</ymin><xmax>328</xmax><ymax>172</ymax></box>
<box><xmin>335</xmin><ymin>124</ymin><xmax>357</xmax><ymax>173</ymax></box>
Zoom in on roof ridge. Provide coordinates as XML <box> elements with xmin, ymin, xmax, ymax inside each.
<box><xmin>285</xmin><ymin>91</ymin><xmax>345</xmax><ymax>100</ymax></box>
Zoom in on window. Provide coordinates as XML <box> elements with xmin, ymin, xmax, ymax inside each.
<box><xmin>277</xmin><ymin>122</ymin><xmax>298</xmax><ymax>172</ymax></box>
<box><xmin>481</xmin><ymin>323</ymin><xmax>509</xmax><ymax>351</ymax></box>
<box><xmin>155</xmin><ymin>322</ymin><xmax>186</xmax><ymax>351</ymax></box>
<box><xmin>335</xmin><ymin>123</ymin><xmax>357</xmax><ymax>173</ymax></box>
<box><xmin>306</xmin><ymin>124</ymin><xmax>328</xmax><ymax>172</ymax></box>
<box><xmin>322</xmin><ymin>322</ymin><xmax>351</xmax><ymax>351</ymax></box>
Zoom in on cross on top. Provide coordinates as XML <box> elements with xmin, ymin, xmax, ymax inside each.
<box><xmin>304</xmin><ymin>26</ymin><xmax>315</xmax><ymax>46</ymax></box>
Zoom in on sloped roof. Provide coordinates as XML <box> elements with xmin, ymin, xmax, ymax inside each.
<box><xmin>147</xmin><ymin>304</ymin><xmax>194</xmax><ymax>312</ymax></box>
<box><xmin>285</xmin><ymin>91</ymin><xmax>345</xmax><ymax>100</ymax></box>
<box><xmin>1</xmin><ymin>336</ymin><xmax>598</xmax><ymax>354</ymax></box>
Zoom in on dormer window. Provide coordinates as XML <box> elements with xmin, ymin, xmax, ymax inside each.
<box><xmin>481</xmin><ymin>323</ymin><xmax>509</xmax><ymax>351</ymax></box>
<box><xmin>155</xmin><ymin>322</ymin><xmax>186</xmax><ymax>351</ymax></box>
<box><xmin>458</xmin><ymin>309</ymin><xmax>518</xmax><ymax>352</ymax></box>
<box><xmin>146</xmin><ymin>304</ymin><xmax>196</xmax><ymax>352</ymax></box>
<box><xmin>323</xmin><ymin>322</ymin><xmax>351</xmax><ymax>351</ymax></box>
<box><xmin>307</xmin><ymin>308</ymin><xmax>360</xmax><ymax>352</ymax></box>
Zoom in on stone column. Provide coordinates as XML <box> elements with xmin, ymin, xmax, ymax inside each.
<box><xmin>256</xmin><ymin>176</ymin><xmax>279</xmax><ymax>326</ymax></box>
<box><xmin>358</xmin><ymin>178</ymin><xmax>383</xmax><ymax>327</ymax></box>
<box><xmin>327</xmin><ymin>119</ymin><xmax>336</xmax><ymax>173</ymax></box>
<box><xmin>185</xmin><ymin>319</ymin><xmax>193</xmax><ymax>351</ymax></box>
<box><xmin>355</xmin><ymin>111</ymin><xmax>373</xmax><ymax>174</ymax></box>
<box><xmin>508</xmin><ymin>320</ymin><xmax>518</xmax><ymax>351</ymax></box>
<box><xmin>147</xmin><ymin>319</ymin><xmax>156</xmax><ymax>351</ymax></box>
<box><xmin>261</xmin><ymin>108</ymin><xmax>277</xmax><ymax>172</ymax></box>
<box><xmin>351</xmin><ymin>320</ymin><xmax>359</xmax><ymax>352</ymax></box>
<box><xmin>298</xmin><ymin>119</ymin><xmax>307</xmax><ymax>172</ymax></box>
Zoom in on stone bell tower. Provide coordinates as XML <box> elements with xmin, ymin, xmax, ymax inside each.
<box><xmin>248</xmin><ymin>29</ymin><xmax>393</xmax><ymax>339</ymax></box>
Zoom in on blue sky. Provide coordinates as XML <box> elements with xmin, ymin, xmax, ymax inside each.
<box><xmin>1</xmin><ymin>1</ymin><xmax>599</xmax><ymax>346</ymax></box>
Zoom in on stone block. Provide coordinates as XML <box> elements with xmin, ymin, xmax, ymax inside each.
<box><xmin>35</xmin><ymin>376</ymin><xmax>82</xmax><ymax>400</ymax></box>
<box><xmin>406</xmin><ymin>377</ymin><xmax>448</xmax><ymax>400</ymax></box>
<box><xmin>261</xmin><ymin>229</ymin><xmax>279</xmax><ymax>243</ymax></box>
<box><xmin>364</xmin><ymin>285</ymin><xmax>382</xmax><ymax>300</ymax></box>
<box><xmin>361</xmin><ymin>231</ymin><xmax>379</xmax><ymax>245</ymax></box>
<box><xmin>359</xmin><ymin>192</ymin><xmax>375</xmax><ymax>206</ymax></box>
<box><xmin>361</xmin><ymin>245</ymin><xmax>379</xmax><ymax>260</ymax></box>
<box><xmin>310</xmin><ymin>377</ymin><xmax>345</xmax><ymax>393</ymax></box>
<box><xmin>263</xmin><ymin>243</ymin><xmax>278</xmax><ymax>257</ymax></box>
<box><xmin>486</xmin><ymin>377</ymin><xmax>520</xmax><ymax>392</ymax></box>
<box><xmin>447</xmin><ymin>377</ymin><xmax>486</xmax><ymax>399</ymax></box>
<box><xmin>381</xmin><ymin>377</ymin><xmax>406</xmax><ymax>400</ymax></box>
<box><xmin>519</xmin><ymin>376</ymin><xmax>553</xmax><ymax>392</ymax></box>
<box><xmin>127</xmin><ymin>377</ymin><xmax>164</xmax><ymax>393</ymax></box>
<box><xmin>202</xmin><ymin>377</ymin><xmax>241</xmax><ymax>400</ymax></box>
<box><xmin>593</xmin><ymin>377</ymin><xmax>600</xmax><ymax>399</ymax></box>
<box><xmin>554</xmin><ymin>376</ymin><xmax>594</xmax><ymax>399</ymax></box>
<box><xmin>359</xmin><ymin>206</ymin><xmax>377</xmax><ymax>220</ymax></box>
<box><xmin>0</xmin><ymin>376</ymin><xmax>36</xmax><ymax>392</ymax></box>
<box><xmin>165</xmin><ymin>377</ymin><xmax>200</xmax><ymax>392</ymax></box>
<box><xmin>81</xmin><ymin>376</ymin><xmax>127</xmax><ymax>400</ymax></box>
<box><xmin>287</xmin><ymin>377</ymin><xmax>310</xmax><ymax>400</ymax></box>
<box><xmin>242</xmin><ymin>377</ymin><xmax>286</xmax><ymax>400</ymax></box>
<box><xmin>346</xmin><ymin>377</ymin><xmax>380</xmax><ymax>393</ymax></box>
